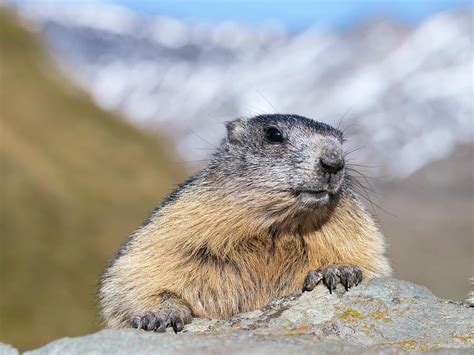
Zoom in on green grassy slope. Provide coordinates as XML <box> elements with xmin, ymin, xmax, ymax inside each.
<box><xmin>0</xmin><ymin>10</ymin><xmax>185</xmax><ymax>350</ymax></box>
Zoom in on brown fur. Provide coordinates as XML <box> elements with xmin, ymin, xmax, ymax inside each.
<box><xmin>99</xmin><ymin>114</ymin><xmax>392</xmax><ymax>328</ymax></box>
<box><xmin>100</xmin><ymin>182</ymin><xmax>391</xmax><ymax>327</ymax></box>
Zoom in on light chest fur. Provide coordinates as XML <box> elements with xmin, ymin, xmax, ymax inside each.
<box><xmin>101</xmin><ymin>186</ymin><xmax>390</xmax><ymax>326</ymax></box>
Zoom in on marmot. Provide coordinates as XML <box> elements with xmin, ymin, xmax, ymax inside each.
<box><xmin>99</xmin><ymin>114</ymin><xmax>392</xmax><ymax>332</ymax></box>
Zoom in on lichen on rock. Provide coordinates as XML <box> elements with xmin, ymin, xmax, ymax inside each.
<box><xmin>22</xmin><ymin>278</ymin><xmax>474</xmax><ymax>354</ymax></box>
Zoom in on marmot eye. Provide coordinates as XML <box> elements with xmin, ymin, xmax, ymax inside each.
<box><xmin>265</xmin><ymin>127</ymin><xmax>284</xmax><ymax>143</ymax></box>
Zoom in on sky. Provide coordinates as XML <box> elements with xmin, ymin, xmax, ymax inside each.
<box><xmin>109</xmin><ymin>0</ymin><xmax>472</xmax><ymax>30</ymax></box>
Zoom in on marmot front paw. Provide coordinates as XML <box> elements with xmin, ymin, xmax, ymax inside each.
<box><xmin>303</xmin><ymin>265</ymin><xmax>362</xmax><ymax>293</ymax></box>
<box><xmin>130</xmin><ymin>310</ymin><xmax>190</xmax><ymax>333</ymax></box>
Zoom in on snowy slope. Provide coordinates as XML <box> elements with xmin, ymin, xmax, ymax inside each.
<box><xmin>14</xmin><ymin>1</ymin><xmax>474</xmax><ymax>177</ymax></box>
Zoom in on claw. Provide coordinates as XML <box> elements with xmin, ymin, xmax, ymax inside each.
<box><xmin>145</xmin><ymin>313</ymin><xmax>159</xmax><ymax>331</ymax></box>
<box><xmin>306</xmin><ymin>265</ymin><xmax>363</xmax><ymax>294</ymax></box>
<box><xmin>171</xmin><ymin>316</ymin><xmax>184</xmax><ymax>333</ymax></box>
<box><xmin>142</xmin><ymin>315</ymin><xmax>150</xmax><ymax>329</ymax></box>
<box><xmin>303</xmin><ymin>270</ymin><xmax>323</xmax><ymax>292</ymax></box>
<box><xmin>354</xmin><ymin>266</ymin><xmax>363</xmax><ymax>285</ymax></box>
<box><xmin>323</xmin><ymin>268</ymin><xmax>338</xmax><ymax>294</ymax></box>
<box><xmin>131</xmin><ymin>313</ymin><xmax>160</xmax><ymax>331</ymax></box>
<box><xmin>155</xmin><ymin>317</ymin><xmax>167</xmax><ymax>332</ymax></box>
<box><xmin>131</xmin><ymin>316</ymin><xmax>142</xmax><ymax>329</ymax></box>
<box><xmin>130</xmin><ymin>304</ymin><xmax>190</xmax><ymax>333</ymax></box>
<box><xmin>338</xmin><ymin>266</ymin><xmax>354</xmax><ymax>291</ymax></box>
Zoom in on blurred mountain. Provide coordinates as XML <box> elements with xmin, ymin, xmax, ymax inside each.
<box><xmin>13</xmin><ymin>1</ymin><xmax>474</xmax><ymax>178</ymax></box>
<box><xmin>377</xmin><ymin>143</ymin><xmax>473</xmax><ymax>300</ymax></box>
<box><xmin>0</xmin><ymin>9</ymin><xmax>185</xmax><ymax>350</ymax></box>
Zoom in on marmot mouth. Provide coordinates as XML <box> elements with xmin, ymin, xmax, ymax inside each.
<box><xmin>293</xmin><ymin>189</ymin><xmax>330</xmax><ymax>199</ymax></box>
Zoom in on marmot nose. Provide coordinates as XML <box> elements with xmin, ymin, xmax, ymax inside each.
<box><xmin>320</xmin><ymin>156</ymin><xmax>344</xmax><ymax>174</ymax></box>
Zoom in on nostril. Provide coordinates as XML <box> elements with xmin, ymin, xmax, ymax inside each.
<box><xmin>320</xmin><ymin>157</ymin><xmax>345</xmax><ymax>174</ymax></box>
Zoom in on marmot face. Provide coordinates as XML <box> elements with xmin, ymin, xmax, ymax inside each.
<box><xmin>222</xmin><ymin>114</ymin><xmax>345</xmax><ymax>213</ymax></box>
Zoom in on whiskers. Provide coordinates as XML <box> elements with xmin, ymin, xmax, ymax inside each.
<box><xmin>344</xmin><ymin>145</ymin><xmax>366</xmax><ymax>158</ymax></box>
<box><xmin>340</xmin><ymin>128</ymin><xmax>391</xmax><ymax>217</ymax></box>
<box><xmin>344</xmin><ymin>158</ymin><xmax>395</xmax><ymax>219</ymax></box>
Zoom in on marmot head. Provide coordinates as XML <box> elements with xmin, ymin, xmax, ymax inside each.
<box><xmin>215</xmin><ymin>114</ymin><xmax>346</xmax><ymax>215</ymax></box>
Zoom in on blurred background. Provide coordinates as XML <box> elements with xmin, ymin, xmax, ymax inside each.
<box><xmin>1</xmin><ymin>0</ymin><xmax>473</xmax><ymax>351</ymax></box>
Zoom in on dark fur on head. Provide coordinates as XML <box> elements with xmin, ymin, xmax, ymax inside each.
<box><xmin>205</xmin><ymin>114</ymin><xmax>347</xmax><ymax>221</ymax></box>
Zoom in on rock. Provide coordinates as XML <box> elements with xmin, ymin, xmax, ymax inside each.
<box><xmin>0</xmin><ymin>343</ymin><xmax>19</xmax><ymax>355</ymax></box>
<box><xmin>26</xmin><ymin>278</ymin><xmax>473</xmax><ymax>354</ymax></box>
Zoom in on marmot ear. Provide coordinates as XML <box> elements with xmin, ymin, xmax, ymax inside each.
<box><xmin>226</xmin><ymin>118</ymin><xmax>247</xmax><ymax>144</ymax></box>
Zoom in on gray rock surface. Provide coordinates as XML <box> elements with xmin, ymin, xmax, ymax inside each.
<box><xmin>0</xmin><ymin>343</ymin><xmax>19</xmax><ymax>355</ymax></box>
<box><xmin>26</xmin><ymin>278</ymin><xmax>474</xmax><ymax>354</ymax></box>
